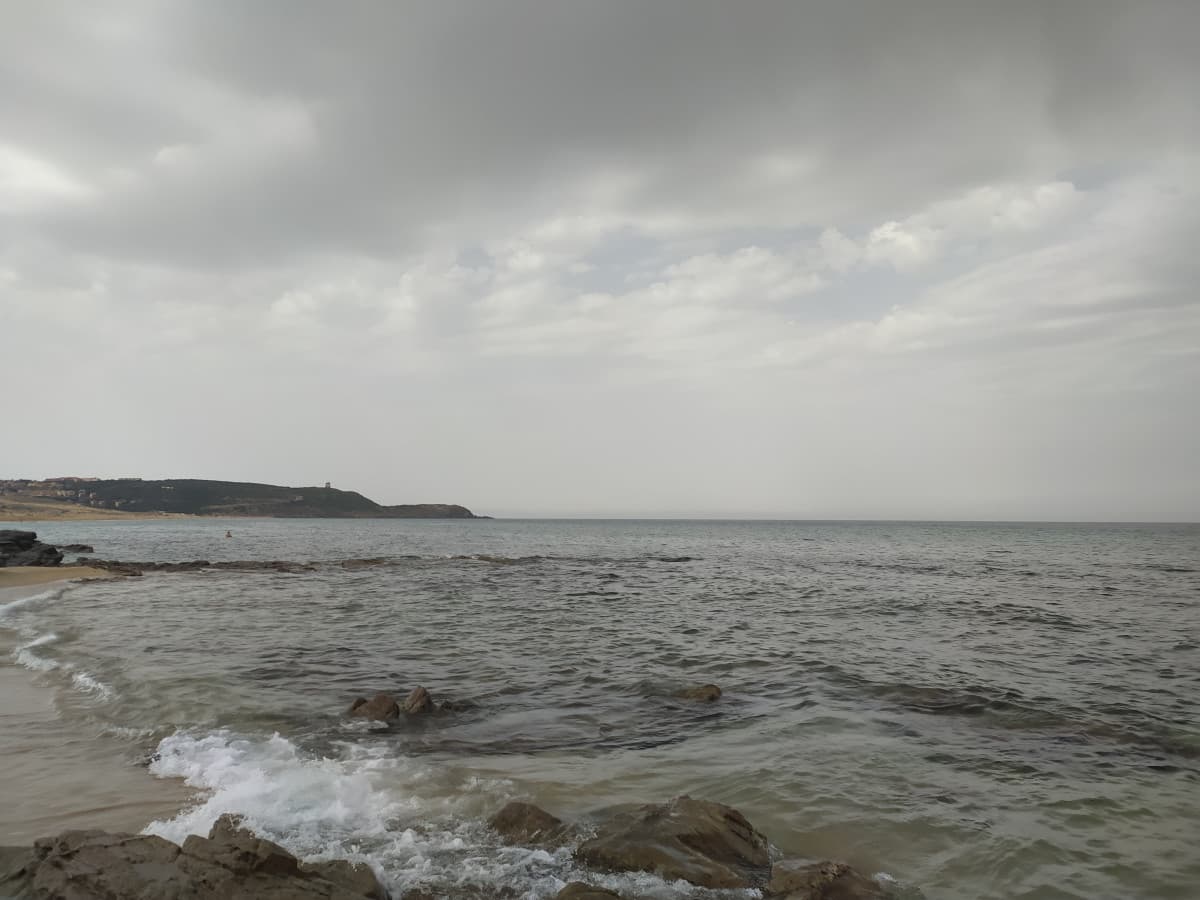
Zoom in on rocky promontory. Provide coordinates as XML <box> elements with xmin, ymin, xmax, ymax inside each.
<box><xmin>0</xmin><ymin>477</ymin><xmax>483</xmax><ymax>519</ymax></box>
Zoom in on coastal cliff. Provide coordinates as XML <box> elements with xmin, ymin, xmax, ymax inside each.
<box><xmin>0</xmin><ymin>478</ymin><xmax>481</xmax><ymax>520</ymax></box>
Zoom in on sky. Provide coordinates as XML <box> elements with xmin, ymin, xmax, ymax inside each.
<box><xmin>3</xmin><ymin>1</ymin><xmax>1198</xmax><ymax>520</ymax></box>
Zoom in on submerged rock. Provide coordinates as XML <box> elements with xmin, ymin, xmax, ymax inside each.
<box><xmin>72</xmin><ymin>558</ymin><xmax>319</xmax><ymax>575</ymax></box>
<box><xmin>575</xmin><ymin>795</ymin><xmax>770</xmax><ymax>889</ymax></box>
<box><xmin>349</xmin><ymin>692</ymin><xmax>402</xmax><ymax>721</ymax></box>
<box><xmin>59</xmin><ymin>543</ymin><xmax>94</xmax><ymax>553</ymax></box>
<box><xmin>556</xmin><ymin>883</ymin><xmax>622</xmax><ymax>900</ymax></box>
<box><xmin>489</xmin><ymin>801</ymin><xmax>572</xmax><ymax>848</ymax></box>
<box><xmin>0</xmin><ymin>814</ymin><xmax>387</xmax><ymax>899</ymax></box>
<box><xmin>766</xmin><ymin>860</ymin><xmax>889</xmax><ymax>899</ymax></box>
<box><xmin>341</xmin><ymin>557</ymin><xmax>391</xmax><ymax>569</ymax></box>
<box><xmin>676</xmin><ymin>683</ymin><xmax>722</xmax><ymax>702</ymax></box>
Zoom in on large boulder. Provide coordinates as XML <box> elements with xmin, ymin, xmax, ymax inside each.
<box><xmin>0</xmin><ymin>815</ymin><xmax>388</xmax><ymax>899</ymax></box>
<box><xmin>575</xmin><ymin>796</ymin><xmax>770</xmax><ymax>889</ymax></box>
<box><xmin>489</xmin><ymin>801</ymin><xmax>572</xmax><ymax>848</ymax></box>
<box><xmin>766</xmin><ymin>860</ymin><xmax>889</xmax><ymax>899</ymax></box>
<box><xmin>349</xmin><ymin>692</ymin><xmax>401</xmax><ymax>721</ymax></box>
<box><xmin>0</xmin><ymin>530</ymin><xmax>62</xmax><ymax>568</ymax></box>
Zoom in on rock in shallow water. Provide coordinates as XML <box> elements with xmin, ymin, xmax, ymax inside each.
<box><xmin>556</xmin><ymin>882</ymin><xmax>622</xmax><ymax>900</ymax></box>
<box><xmin>489</xmin><ymin>801</ymin><xmax>572</xmax><ymax>848</ymax></box>
<box><xmin>349</xmin><ymin>692</ymin><xmax>402</xmax><ymax>721</ymax></box>
<box><xmin>0</xmin><ymin>814</ymin><xmax>387</xmax><ymax>899</ymax></box>
<box><xmin>348</xmin><ymin>686</ymin><xmax>438</xmax><ymax>721</ymax></box>
<box><xmin>766</xmin><ymin>859</ymin><xmax>890</xmax><ymax>899</ymax></box>
<box><xmin>401</xmin><ymin>685</ymin><xmax>434</xmax><ymax>714</ymax></box>
<box><xmin>575</xmin><ymin>795</ymin><xmax>771</xmax><ymax>889</ymax></box>
<box><xmin>676</xmin><ymin>683</ymin><xmax>722</xmax><ymax>702</ymax></box>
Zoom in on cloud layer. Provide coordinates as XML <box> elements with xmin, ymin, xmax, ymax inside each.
<box><xmin>4</xmin><ymin>1</ymin><xmax>1198</xmax><ymax>518</ymax></box>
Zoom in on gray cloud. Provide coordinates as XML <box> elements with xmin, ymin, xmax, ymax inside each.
<box><xmin>3</xmin><ymin>1</ymin><xmax>1198</xmax><ymax>519</ymax></box>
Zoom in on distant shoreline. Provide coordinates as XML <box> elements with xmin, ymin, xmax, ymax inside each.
<box><xmin>0</xmin><ymin>504</ymin><xmax>189</xmax><ymax>522</ymax></box>
<box><xmin>1</xmin><ymin>478</ymin><xmax>481</xmax><ymax>520</ymax></box>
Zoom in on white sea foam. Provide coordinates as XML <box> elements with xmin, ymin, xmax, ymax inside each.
<box><xmin>14</xmin><ymin>644</ymin><xmax>59</xmax><ymax>672</ymax></box>
<box><xmin>20</xmin><ymin>632</ymin><xmax>59</xmax><ymax>648</ymax></box>
<box><xmin>14</xmin><ymin>632</ymin><xmax>61</xmax><ymax>671</ymax></box>
<box><xmin>0</xmin><ymin>586</ymin><xmax>64</xmax><ymax>620</ymax></box>
<box><xmin>142</xmin><ymin>730</ymin><xmax>760</xmax><ymax>899</ymax></box>
<box><xmin>70</xmin><ymin>669</ymin><xmax>115</xmax><ymax>700</ymax></box>
<box><xmin>145</xmin><ymin>730</ymin><xmax>413</xmax><ymax>848</ymax></box>
<box><xmin>12</xmin><ymin>631</ymin><xmax>114</xmax><ymax>700</ymax></box>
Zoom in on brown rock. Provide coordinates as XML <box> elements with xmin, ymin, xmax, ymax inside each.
<box><xmin>349</xmin><ymin>692</ymin><xmax>402</xmax><ymax>721</ymax></box>
<box><xmin>766</xmin><ymin>860</ymin><xmax>888</xmax><ymax>900</ymax></box>
<box><xmin>556</xmin><ymin>882</ymin><xmax>622</xmax><ymax>900</ymax></box>
<box><xmin>575</xmin><ymin>796</ymin><xmax>770</xmax><ymax>889</ymax></box>
<box><xmin>303</xmin><ymin>858</ymin><xmax>389</xmax><ymax>900</ymax></box>
<box><xmin>402</xmin><ymin>685</ymin><xmax>435</xmax><ymax>714</ymax></box>
<box><xmin>489</xmin><ymin>800</ymin><xmax>571</xmax><ymax>848</ymax></box>
<box><xmin>677</xmin><ymin>684</ymin><xmax>722</xmax><ymax>702</ymax></box>
<box><xmin>0</xmin><ymin>818</ymin><xmax>388</xmax><ymax>899</ymax></box>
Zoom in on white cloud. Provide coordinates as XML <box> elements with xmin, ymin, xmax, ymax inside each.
<box><xmin>0</xmin><ymin>143</ymin><xmax>92</xmax><ymax>210</ymax></box>
<box><xmin>3</xmin><ymin>2</ymin><xmax>1199</xmax><ymax>518</ymax></box>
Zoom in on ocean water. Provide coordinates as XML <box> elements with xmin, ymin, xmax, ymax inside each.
<box><xmin>1</xmin><ymin>518</ymin><xmax>1197</xmax><ymax>899</ymax></box>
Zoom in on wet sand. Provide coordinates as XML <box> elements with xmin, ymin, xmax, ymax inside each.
<box><xmin>0</xmin><ymin>566</ymin><xmax>117</xmax><ymax>588</ymax></box>
<box><xmin>0</xmin><ymin>663</ymin><xmax>194</xmax><ymax>843</ymax></box>
<box><xmin>0</xmin><ymin>580</ymin><xmax>193</xmax><ymax>844</ymax></box>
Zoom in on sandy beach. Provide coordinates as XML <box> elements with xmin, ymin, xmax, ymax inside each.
<box><xmin>0</xmin><ymin>499</ymin><xmax>185</xmax><ymax>521</ymax></box>
<box><xmin>0</xmin><ymin>664</ymin><xmax>194</xmax><ymax>843</ymax></box>
<box><xmin>0</xmin><ymin>566</ymin><xmax>117</xmax><ymax>588</ymax></box>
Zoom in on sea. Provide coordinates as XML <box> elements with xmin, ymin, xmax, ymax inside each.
<box><xmin>0</xmin><ymin>518</ymin><xmax>1197</xmax><ymax>899</ymax></box>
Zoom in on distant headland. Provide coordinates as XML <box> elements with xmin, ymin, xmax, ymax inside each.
<box><xmin>0</xmin><ymin>477</ymin><xmax>483</xmax><ymax>520</ymax></box>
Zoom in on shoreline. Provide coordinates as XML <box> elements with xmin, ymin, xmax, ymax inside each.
<box><xmin>0</xmin><ymin>566</ymin><xmax>119</xmax><ymax>588</ymax></box>
<box><xmin>0</xmin><ymin>576</ymin><xmax>194</xmax><ymax>846</ymax></box>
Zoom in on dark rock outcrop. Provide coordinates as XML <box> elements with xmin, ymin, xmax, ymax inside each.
<box><xmin>59</xmin><ymin>543</ymin><xmax>94</xmax><ymax>553</ymax></box>
<box><xmin>341</xmin><ymin>557</ymin><xmax>390</xmax><ymax>569</ymax></box>
<box><xmin>76</xmin><ymin>558</ymin><xmax>319</xmax><ymax>576</ymax></box>
<box><xmin>575</xmin><ymin>796</ymin><xmax>770</xmax><ymax>889</ymax></box>
<box><xmin>0</xmin><ymin>530</ymin><xmax>63</xmax><ymax>568</ymax></box>
<box><xmin>349</xmin><ymin>693</ymin><xmax>402</xmax><ymax>722</ymax></box>
<box><xmin>0</xmin><ymin>814</ymin><xmax>387</xmax><ymax>899</ymax></box>
<box><xmin>489</xmin><ymin>801</ymin><xmax>572</xmax><ymax>849</ymax></box>
<box><xmin>766</xmin><ymin>860</ymin><xmax>889</xmax><ymax>899</ymax></box>
<box><xmin>676</xmin><ymin>683</ymin><xmax>722</xmax><ymax>702</ymax></box>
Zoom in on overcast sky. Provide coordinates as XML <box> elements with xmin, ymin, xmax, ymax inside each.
<box><xmin>3</xmin><ymin>2</ymin><xmax>1198</xmax><ymax>519</ymax></box>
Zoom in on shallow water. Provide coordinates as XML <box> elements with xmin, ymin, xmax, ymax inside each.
<box><xmin>1</xmin><ymin>518</ymin><xmax>1198</xmax><ymax>898</ymax></box>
